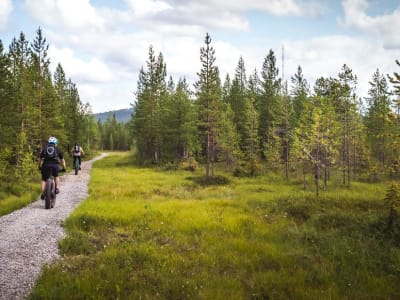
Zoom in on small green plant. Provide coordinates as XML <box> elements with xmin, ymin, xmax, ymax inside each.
<box><xmin>178</xmin><ymin>157</ymin><xmax>198</xmax><ymax>172</ymax></box>
<box><xmin>187</xmin><ymin>174</ymin><xmax>230</xmax><ymax>186</ymax></box>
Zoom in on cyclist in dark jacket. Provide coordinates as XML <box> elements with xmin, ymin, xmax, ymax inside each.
<box><xmin>38</xmin><ymin>137</ymin><xmax>66</xmax><ymax>199</ymax></box>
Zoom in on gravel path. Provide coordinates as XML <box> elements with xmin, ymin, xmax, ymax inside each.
<box><xmin>0</xmin><ymin>153</ymin><xmax>107</xmax><ymax>300</ymax></box>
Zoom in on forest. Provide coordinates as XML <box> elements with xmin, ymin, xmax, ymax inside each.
<box><xmin>131</xmin><ymin>33</ymin><xmax>400</xmax><ymax>194</ymax></box>
<box><xmin>1</xmin><ymin>30</ymin><xmax>400</xmax><ymax>197</ymax></box>
<box><xmin>0</xmin><ymin>28</ymin><xmax>130</xmax><ymax>198</ymax></box>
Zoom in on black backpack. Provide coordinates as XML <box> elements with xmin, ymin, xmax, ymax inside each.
<box><xmin>45</xmin><ymin>144</ymin><xmax>58</xmax><ymax>160</ymax></box>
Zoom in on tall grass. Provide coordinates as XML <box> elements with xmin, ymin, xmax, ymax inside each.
<box><xmin>29</xmin><ymin>152</ymin><xmax>400</xmax><ymax>299</ymax></box>
<box><xmin>0</xmin><ymin>182</ymin><xmax>41</xmax><ymax>217</ymax></box>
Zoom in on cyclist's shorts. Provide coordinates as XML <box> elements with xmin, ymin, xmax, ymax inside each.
<box><xmin>41</xmin><ymin>163</ymin><xmax>59</xmax><ymax>181</ymax></box>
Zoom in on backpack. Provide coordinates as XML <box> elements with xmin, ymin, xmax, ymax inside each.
<box><xmin>45</xmin><ymin>145</ymin><xmax>58</xmax><ymax>160</ymax></box>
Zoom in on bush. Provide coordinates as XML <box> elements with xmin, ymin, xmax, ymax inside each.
<box><xmin>384</xmin><ymin>182</ymin><xmax>400</xmax><ymax>230</ymax></box>
<box><xmin>233</xmin><ymin>159</ymin><xmax>262</xmax><ymax>177</ymax></box>
<box><xmin>178</xmin><ymin>157</ymin><xmax>198</xmax><ymax>172</ymax></box>
<box><xmin>187</xmin><ymin>174</ymin><xmax>230</xmax><ymax>186</ymax></box>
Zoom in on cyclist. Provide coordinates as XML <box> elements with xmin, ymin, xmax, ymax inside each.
<box><xmin>70</xmin><ymin>143</ymin><xmax>85</xmax><ymax>170</ymax></box>
<box><xmin>38</xmin><ymin>137</ymin><xmax>66</xmax><ymax>199</ymax></box>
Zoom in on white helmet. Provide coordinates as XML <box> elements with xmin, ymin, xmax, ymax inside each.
<box><xmin>48</xmin><ymin>136</ymin><xmax>58</xmax><ymax>145</ymax></box>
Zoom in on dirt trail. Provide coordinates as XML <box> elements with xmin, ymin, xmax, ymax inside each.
<box><xmin>0</xmin><ymin>153</ymin><xmax>107</xmax><ymax>300</ymax></box>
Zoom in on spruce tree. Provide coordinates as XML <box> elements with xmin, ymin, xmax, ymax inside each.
<box><xmin>132</xmin><ymin>46</ymin><xmax>167</xmax><ymax>162</ymax></box>
<box><xmin>194</xmin><ymin>33</ymin><xmax>222</xmax><ymax>178</ymax></box>
<box><xmin>365</xmin><ymin>69</ymin><xmax>392</xmax><ymax>167</ymax></box>
<box><xmin>161</xmin><ymin>78</ymin><xmax>196</xmax><ymax>161</ymax></box>
<box><xmin>290</xmin><ymin>65</ymin><xmax>310</xmax><ymax>128</ymax></box>
<box><xmin>258</xmin><ymin>49</ymin><xmax>281</xmax><ymax>163</ymax></box>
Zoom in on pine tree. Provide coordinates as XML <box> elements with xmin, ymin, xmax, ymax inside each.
<box><xmin>0</xmin><ymin>40</ymin><xmax>14</xmax><ymax>144</ymax></box>
<box><xmin>219</xmin><ymin>103</ymin><xmax>240</xmax><ymax>170</ymax></box>
<box><xmin>161</xmin><ymin>78</ymin><xmax>196</xmax><ymax>160</ymax></box>
<box><xmin>245</xmin><ymin>68</ymin><xmax>261</xmax><ymax>164</ymax></box>
<box><xmin>290</xmin><ymin>65</ymin><xmax>310</xmax><ymax>128</ymax></box>
<box><xmin>132</xmin><ymin>46</ymin><xmax>167</xmax><ymax>162</ymax></box>
<box><xmin>388</xmin><ymin>59</ymin><xmax>400</xmax><ymax>96</ymax></box>
<box><xmin>29</xmin><ymin>27</ymin><xmax>51</xmax><ymax>146</ymax></box>
<box><xmin>365</xmin><ymin>69</ymin><xmax>392</xmax><ymax>167</ymax></box>
<box><xmin>194</xmin><ymin>33</ymin><xmax>223</xmax><ymax>178</ymax></box>
<box><xmin>293</xmin><ymin>96</ymin><xmax>339</xmax><ymax>195</ymax></box>
<box><xmin>0</xmin><ymin>40</ymin><xmax>14</xmax><ymax>181</ymax></box>
<box><xmin>337</xmin><ymin>64</ymin><xmax>360</xmax><ymax>185</ymax></box>
<box><xmin>258</xmin><ymin>49</ymin><xmax>281</xmax><ymax>163</ymax></box>
<box><xmin>278</xmin><ymin>81</ymin><xmax>293</xmax><ymax>179</ymax></box>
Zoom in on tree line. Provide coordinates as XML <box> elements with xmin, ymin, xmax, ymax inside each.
<box><xmin>1</xmin><ymin>29</ymin><xmax>399</xmax><ymax>194</ymax></box>
<box><xmin>131</xmin><ymin>33</ymin><xmax>400</xmax><ymax>192</ymax></box>
<box><xmin>0</xmin><ymin>28</ymin><xmax>133</xmax><ymax>192</ymax></box>
<box><xmin>0</xmin><ymin>28</ymin><xmax>99</xmax><ymax>188</ymax></box>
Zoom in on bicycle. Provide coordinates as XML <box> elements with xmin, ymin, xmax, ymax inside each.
<box><xmin>42</xmin><ymin>167</ymin><xmax>66</xmax><ymax>209</ymax></box>
<box><xmin>73</xmin><ymin>156</ymin><xmax>81</xmax><ymax>175</ymax></box>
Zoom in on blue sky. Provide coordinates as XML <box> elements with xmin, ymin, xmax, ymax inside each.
<box><xmin>0</xmin><ymin>0</ymin><xmax>399</xmax><ymax>113</ymax></box>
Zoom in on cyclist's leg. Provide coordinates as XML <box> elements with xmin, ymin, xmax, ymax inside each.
<box><xmin>78</xmin><ymin>156</ymin><xmax>82</xmax><ymax>169</ymax></box>
<box><xmin>53</xmin><ymin>165</ymin><xmax>60</xmax><ymax>193</ymax></box>
<box><xmin>41</xmin><ymin>166</ymin><xmax>50</xmax><ymax>199</ymax></box>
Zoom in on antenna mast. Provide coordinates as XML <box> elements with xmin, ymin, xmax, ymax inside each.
<box><xmin>282</xmin><ymin>44</ymin><xmax>284</xmax><ymax>84</ymax></box>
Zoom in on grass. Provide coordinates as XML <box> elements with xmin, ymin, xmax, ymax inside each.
<box><xmin>0</xmin><ymin>181</ymin><xmax>41</xmax><ymax>217</ymax></box>
<box><xmin>29</xmin><ymin>152</ymin><xmax>400</xmax><ymax>299</ymax></box>
<box><xmin>0</xmin><ymin>151</ymin><xmax>100</xmax><ymax>217</ymax></box>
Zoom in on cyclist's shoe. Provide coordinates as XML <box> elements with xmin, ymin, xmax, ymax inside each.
<box><xmin>79</xmin><ymin>167</ymin><xmax>81</xmax><ymax>170</ymax></box>
<box><xmin>55</xmin><ymin>188</ymin><xmax>60</xmax><ymax>194</ymax></box>
<box><xmin>40</xmin><ymin>193</ymin><xmax>45</xmax><ymax>200</ymax></box>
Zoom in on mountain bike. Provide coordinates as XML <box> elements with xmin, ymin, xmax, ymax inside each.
<box><xmin>42</xmin><ymin>167</ymin><xmax>65</xmax><ymax>209</ymax></box>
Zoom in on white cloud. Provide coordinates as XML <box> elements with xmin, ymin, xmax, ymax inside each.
<box><xmin>340</xmin><ymin>0</ymin><xmax>400</xmax><ymax>49</ymax></box>
<box><xmin>0</xmin><ymin>0</ymin><xmax>13</xmax><ymax>31</ymax></box>
<box><xmin>12</xmin><ymin>0</ymin><xmax>397</xmax><ymax>114</ymax></box>
<box><xmin>229</xmin><ymin>0</ymin><xmax>325</xmax><ymax>16</ymax></box>
<box><xmin>118</xmin><ymin>0</ymin><xmax>326</xmax><ymax>34</ymax></box>
<box><xmin>125</xmin><ymin>0</ymin><xmax>172</xmax><ymax>17</ymax></box>
<box><xmin>283</xmin><ymin>35</ymin><xmax>399</xmax><ymax>98</ymax></box>
<box><xmin>24</xmin><ymin>0</ymin><xmax>105</xmax><ymax>31</ymax></box>
<box><xmin>48</xmin><ymin>46</ymin><xmax>113</xmax><ymax>83</ymax></box>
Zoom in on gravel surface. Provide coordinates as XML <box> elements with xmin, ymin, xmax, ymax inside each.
<box><xmin>0</xmin><ymin>154</ymin><xmax>107</xmax><ymax>300</ymax></box>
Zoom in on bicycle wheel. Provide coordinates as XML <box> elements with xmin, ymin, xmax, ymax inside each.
<box><xmin>45</xmin><ymin>178</ymin><xmax>52</xmax><ymax>209</ymax></box>
<box><xmin>50</xmin><ymin>179</ymin><xmax>56</xmax><ymax>208</ymax></box>
<box><xmin>75</xmin><ymin>159</ymin><xmax>79</xmax><ymax>175</ymax></box>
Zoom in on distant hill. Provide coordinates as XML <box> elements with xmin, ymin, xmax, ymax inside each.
<box><xmin>93</xmin><ymin>108</ymin><xmax>133</xmax><ymax>123</ymax></box>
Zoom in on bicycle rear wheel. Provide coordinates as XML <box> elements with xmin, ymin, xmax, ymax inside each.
<box><xmin>75</xmin><ymin>159</ymin><xmax>79</xmax><ymax>175</ymax></box>
<box><xmin>45</xmin><ymin>178</ymin><xmax>52</xmax><ymax>209</ymax></box>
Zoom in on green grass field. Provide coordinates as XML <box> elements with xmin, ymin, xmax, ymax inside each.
<box><xmin>29</xmin><ymin>152</ymin><xmax>400</xmax><ymax>299</ymax></box>
<box><xmin>0</xmin><ymin>182</ymin><xmax>41</xmax><ymax>217</ymax></box>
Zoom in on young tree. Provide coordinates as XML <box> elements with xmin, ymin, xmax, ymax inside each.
<box><xmin>388</xmin><ymin>59</ymin><xmax>400</xmax><ymax>96</ymax></box>
<box><xmin>337</xmin><ymin>64</ymin><xmax>361</xmax><ymax>185</ymax></box>
<box><xmin>29</xmin><ymin>27</ymin><xmax>51</xmax><ymax>146</ymax></box>
<box><xmin>365</xmin><ymin>69</ymin><xmax>392</xmax><ymax>167</ymax></box>
<box><xmin>132</xmin><ymin>46</ymin><xmax>167</xmax><ymax>163</ymax></box>
<box><xmin>161</xmin><ymin>78</ymin><xmax>197</xmax><ymax>161</ymax></box>
<box><xmin>194</xmin><ymin>33</ymin><xmax>223</xmax><ymax>178</ymax></box>
<box><xmin>258</xmin><ymin>49</ymin><xmax>281</xmax><ymax>164</ymax></box>
<box><xmin>290</xmin><ymin>65</ymin><xmax>310</xmax><ymax>128</ymax></box>
<box><xmin>293</xmin><ymin>96</ymin><xmax>339</xmax><ymax>195</ymax></box>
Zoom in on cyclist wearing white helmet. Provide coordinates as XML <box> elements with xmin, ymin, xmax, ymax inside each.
<box><xmin>70</xmin><ymin>142</ymin><xmax>85</xmax><ymax>170</ymax></box>
<box><xmin>38</xmin><ymin>136</ymin><xmax>66</xmax><ymax>199</ymax></box>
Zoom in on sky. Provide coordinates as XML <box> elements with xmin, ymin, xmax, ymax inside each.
<box><xmin>0</xmin><ymin>0</ymin><xmax>399</xmax><ymax>113</ymax></box>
